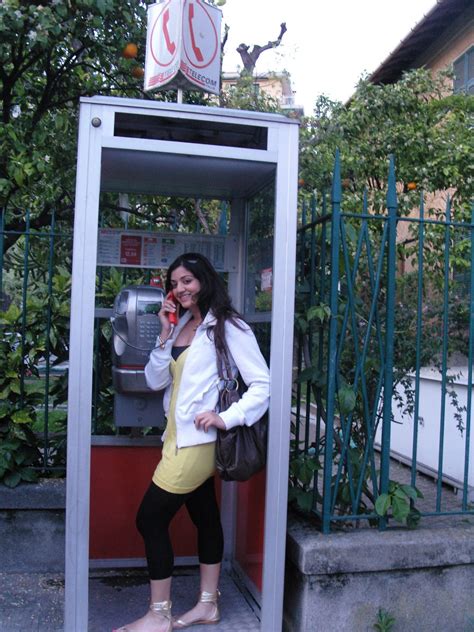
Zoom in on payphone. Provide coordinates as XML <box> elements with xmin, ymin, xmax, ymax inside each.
<box><xmin>111</xmin><ymin>285</ymin><xmax>165</xmax><ymax>427</ymax></box>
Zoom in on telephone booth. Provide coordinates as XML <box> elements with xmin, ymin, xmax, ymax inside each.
<box><xmin>65</xmin><ymin>96</ymin><xmax>298</xmax><ymax>631</ymax></box>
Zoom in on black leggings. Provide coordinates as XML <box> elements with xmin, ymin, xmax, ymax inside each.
<box><xmin>136</xmin><ymin>477</ymin><xmax>224</xmax><ymax>580</ymax></box>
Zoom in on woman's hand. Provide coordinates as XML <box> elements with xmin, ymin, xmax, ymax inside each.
<box><xmin>194</xmin><ymin>411</ymin><xmax>226</xmax><ymax>432</ymax></box>
<box><xmin>158</xmin><ymin>295</ymin><xmax>177</xmax><ymax>339</ymax></box>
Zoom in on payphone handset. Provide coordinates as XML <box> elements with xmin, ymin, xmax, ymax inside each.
<box><xmin>111</xmin><ymin>285</ymin><xmax>165</xmax><ymax>368</ymax></box>
<box><xmin>166</xmin><ymin>291</ymin><xmax>179</xmax><ymax>327</ymax></box>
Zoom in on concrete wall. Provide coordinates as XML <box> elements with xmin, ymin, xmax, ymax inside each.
<box><xmin>284</xmin><ymin>512</ymin><xmax>474</xmax><ymax>632</ymax></box>
<box><xmin>0</xmin><ymin>479</ymin><xmax>65</xmax><ymax>572</ymax></box>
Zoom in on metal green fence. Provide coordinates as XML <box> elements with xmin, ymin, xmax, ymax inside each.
<box><xmin>292</xmin><ymin>152</ymin><xmax>474</xmax><ymax>532</ymax></box>
<box><xmin>0</xmin><ymin>208</ymin><xmax>72</xmax><ymax>481</ymax></box>
<box><xmin>3</xmin><ymin>154</ymin><xmax>474</xmax><ymax>530</ymax></box>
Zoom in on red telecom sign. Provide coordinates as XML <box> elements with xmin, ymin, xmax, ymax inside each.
<box><xmin>145</xmin><ymin>0</ymin><xmax>221</xmax><ymax>95</ymax></box>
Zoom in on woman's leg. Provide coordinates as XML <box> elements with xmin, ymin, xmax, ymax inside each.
<box><xmin>114</xmin><ymin>484</ymin><xmax>186</xmax><ymax>632</ymax></box>
<box><xmin>173</xmin><ymin>478</ymin><xmax>223</xmax><ymax>627</ymax></box>
<box><xmin>137</xmin><ymin>483</ymin><xmax>187</xmax><ymax>580</ymax></box>
<box><xmin>198</xmin><ymin>561</ymin><xmax>221</xmax><ymax>594</ymax></box>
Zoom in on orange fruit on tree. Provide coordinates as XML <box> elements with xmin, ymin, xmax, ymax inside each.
<box><xmin>131</xmin><ymin>66</ymin><xmax>145</xmax><ymax>79</ymax></box>
<box><xmin>407</xmin><ymin>182</ymin><xmax>417</xmax><ymax>191</ymax></box>
<box><xmin>122</xmin><ymin>43</ymin><xmax>138</xmax><ymax>59</ymax></box>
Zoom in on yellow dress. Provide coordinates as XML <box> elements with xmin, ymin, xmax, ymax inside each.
<box><xmin>152</xmin><ymin>347</ymin><xmax>216</xmax><ymax>494</ymax></box>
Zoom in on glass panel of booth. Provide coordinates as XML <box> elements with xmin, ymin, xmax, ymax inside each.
<box><xmin>232</xmin><ymin>182</ymin><xmax>275</xmax><ymax>596</ymax></box>
<box><xmin>90</xmin><ymin>188</ymin><xmax>274</xmax><ymax>601</ymax></box>
<box><xmin>244</xmin><ymin>183</ymin><xmax>274</xmax><ymax>319</ymax></box>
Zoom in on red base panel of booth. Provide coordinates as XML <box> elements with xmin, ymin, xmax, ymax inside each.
<box><xmin>89</xmin><ymin>445</ymin><xmax>220</xmax><ymax>560</ymax></box>
<box><xmin>235</xmin><ymin>468</ymin><xmax>266</xmax><ymax>592</ymax></box>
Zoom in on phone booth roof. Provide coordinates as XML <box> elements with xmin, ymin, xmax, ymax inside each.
<box><xmin>66</xmin><ymin>95</ymin><xmax>299</xmax><ymax>632</ymax></box>
<box><xmin>90</xmin><ymin>95</ymin><xmax>298</xmax><ymax>199</ymax></box>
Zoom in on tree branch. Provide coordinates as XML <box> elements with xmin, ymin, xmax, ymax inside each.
<box><xmin>237</xmin><ymin>22</ymin><xmax>287</xmax><ymax>75</ymax></box>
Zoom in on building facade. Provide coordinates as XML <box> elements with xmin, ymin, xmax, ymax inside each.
<box><xmin>370</xmin><ymin>0</ymin><xmax>473</xmax><ymax>94</ymax></box>
<box><xmin>222</xmin><ymin>71</ymin><xmax>304</xmax><ymax>116</ymax></box>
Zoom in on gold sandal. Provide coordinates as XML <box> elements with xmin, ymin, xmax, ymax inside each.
<box><xmin>113</xmin><ymin>600</ymin><xmax>172</xmax><ymax>632</ymax></box>
<box><xmin>150</xmin><ymin>600</ymin><xmax>173</xmax><ymax>632</ymax></box>
<box><xmin>173</xmin><ymin>590</ymin><xmax>220</xmax><ymax>629</ymax></box>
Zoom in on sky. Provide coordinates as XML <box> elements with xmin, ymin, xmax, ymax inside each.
<box><xmin>220</xmin><ymin>0</ymin><xmax>437</xmax><ymax>115</ymax></box>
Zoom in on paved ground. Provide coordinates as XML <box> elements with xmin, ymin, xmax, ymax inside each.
<box><xmin>0</xmin><ymin>567</ymin><xmax>260</xmax><ymax>632</ymax></box>
<box><xmin>1</xmin><ymin>456</ymin><xmax>472</xmax><ymax>632</ymax></box>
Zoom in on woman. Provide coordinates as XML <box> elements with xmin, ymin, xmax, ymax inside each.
<box><xmin>114</xmin><ymin>253</ymin><xmax>270</xmax><ymax>632</ymax></box>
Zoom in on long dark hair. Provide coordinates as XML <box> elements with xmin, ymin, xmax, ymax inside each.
<box><xmin>165</xmin><ymin>252</ymin><xmax>245</xmax><ymax>354</ymax></box>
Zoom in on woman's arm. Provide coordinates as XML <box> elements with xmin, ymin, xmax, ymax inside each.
<box><xmin>144</xmin><ymin>295</ymin><xmax>177</xmax><ymax>391</ymax></box>
<box><xmin>218</xmin><ymin>320</ymin><xmax>270</xmax><ymax>430</ymax></box>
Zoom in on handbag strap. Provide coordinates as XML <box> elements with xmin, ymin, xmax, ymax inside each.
<box><xmin>215</xmin><ymin>331</ymin><xmax>238</xmax><ymax>390</ymax></box>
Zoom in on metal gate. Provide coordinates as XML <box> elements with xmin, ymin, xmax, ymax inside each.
<box><xmin>292</xmin><ymin>151</ymin><xmax>474</xmax><ymax>532</ymax></box>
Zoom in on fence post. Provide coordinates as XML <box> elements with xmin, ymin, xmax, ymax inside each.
<box><xmin>0</xmin><ymin>208</ymin><xmax>4</xmax><ymax>299</ymax></box>
<box><xmin>19</xmin><ymin>209</ymin><xmax>31</xmax><ymax>407</ymax></box>
<box><xmin>322</xmin><ymin>150</ymin><xmax>342</xmax><ymax>533</ymax></box>
<box><xmin>463</xmin><ymin>203</ymin><xmax>474</xmax><ymax>509</ymax></box>
<box><xmin>43</xmin><ymin>209</ymin><xmax>56</xmax><ymax>469</ymax></box>
<box><xmin>411</xmin><ymin>194</ymin><xmax>425</xmax><ymax>489</ymax></box>
<box><xmin>379</xmin><ymin>155</ymin><xmax>398</xmax><ymax>528</ymax></box>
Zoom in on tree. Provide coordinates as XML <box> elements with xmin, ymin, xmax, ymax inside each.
<box><xmin>0</xmin><ymin>0</ymin><xmax>165</xmax><ymax>248</ymax></box>
<box><xmin>236</xmin><ymin>22</ymin><xmax>287</xmax><ymax>75</ymax></box>
<box><xmin>291</xmin><ymin>69</ymin><xmax>473</xmax><ymax>524</ymax></box>
<box><xmin>0</xmin><ymin>1</ymin><xmax>286</xmax><ymax>485</ymax></box>
<box><xmin>0</xmin><ymin>0</ymin><xmax>156</xmax><ymax>486</ymax></box>
<box><xmin>299</xmin><ymin>69</ymin><xmax>473</xmax><ymax>218</ymax></box>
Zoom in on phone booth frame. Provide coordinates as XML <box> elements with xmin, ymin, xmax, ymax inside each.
<box><xmin>65</xmin><ymin>96</ymin><xmax>298</xmax><ymax>631</ymax></box>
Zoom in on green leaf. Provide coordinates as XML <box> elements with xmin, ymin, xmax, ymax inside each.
<box><xmin>338</xmin><ymin>386</ymin><xmax>356</xmax><ymax>415</ymax></box>
<box><xmin>400</xmin><ymin>484</ymin><xmax>418</xmax><ymax>501</ymax></box>
<box><xmin>307</xmin><ymin>304</ymin><xmax>331</xmax><ymax>323</ymax></box>
<box><xmin>14</xmin><ymin>451</ymin><xmax>27</xmax><ymax>466</ymax></box>
<box><xmin>0</xmin><ymin>441</ymin><xmax>21</xmax><ymax>452</ymax></box>
<box><xmin>12</xmin><ymin>410</ymin><xmax>32</xmax><ymax>424</ymax></box>
<box><xmin>393</xmin><ymin>486</ymin><xmax>408</xmax><ymax>500</ymax></box>
<box><xmin>297</xmin><ymin>367</ymin><xmax>317</xmax><ymax>383</ymax></box>
<box><xmin>0</xmin><ymin>403</ymin><xmax>11</xmax><ymax>418</ymax></box>
<box><xmin>24</xmin><ymin>381</ymin><xmax>45</xmax><ymax>395</ymax></box>
<box><xmin>10</xmin><ymin>382</ymin><xmax>21</xmax><ymax>395</ymax></box>
<box><xmin>0</xmin><ymin>386</ymin><xmax>11</xmax><ymax>399</ymax></box>
<box><xmin>13</xmin><ymin>169</ymin><xmax>24</xmax><ymax>187</ymax></box>
<box><xmin>3</xmin><ymin>471</ymin><xmax>22</xmax><ymax>488</ymax></box>
<box><xmin>392</xmin><ymin>496</ymin><xmax>410</xmax><ymax>522</ymax></box>
<box><xmin>406</xmin><ymin>508</ymin><xmax>422</xmax><ymax>529</ymax></box>
<box><xmin>295</xmin><ymin>489</ymin><xmax>313</xmax><ymax>513</ymax></box>
<box><xmin>49</xmin><ymin>328</ymin><xmax>58</xmax><ymax>348</ymax></box>
<box><xmin>299</xmin><ymin>461</ymin><xmax>315</xmax><ymax>486</ymax></box>
<box><xmin>20</xmin><ymin>468</ymin><xmax>38</xmax><ymax>483</ymax></box>
<box><xmin>375</xmin><ymin>493</ymin><xmax>391</xmax><ymax>516</ymax></box>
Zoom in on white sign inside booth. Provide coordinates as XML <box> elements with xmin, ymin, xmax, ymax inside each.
<box><xmin>97</xmin><ymin>228</ymin><xmax>235</xmax><ymax>272</ymax></box>
<box><xmin>145</xmin><ymin>0</ymin><xmax>222</xmax><ymax>95</ymax></box>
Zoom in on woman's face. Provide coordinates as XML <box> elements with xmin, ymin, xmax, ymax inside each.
<box><xmin>169</xmin><ymin>265</ymin><xmax>201</xmax><ymax>310</ymax></box>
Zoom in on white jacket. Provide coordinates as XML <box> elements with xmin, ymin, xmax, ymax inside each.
<box><xmin>144</xmin><ymin>310</ymin><xmax>270</xmax><ymax>449</ymax></box>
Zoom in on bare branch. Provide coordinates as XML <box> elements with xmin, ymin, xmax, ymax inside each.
<box><xmin>237</xmin><ymin>22</ymin><xmax>287</xmax><ymax>75</ymax></box>
<box><xmin>221</xmin><ymin>23</ymin><xmax>229</xmax><ymax>55</ymax></box>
